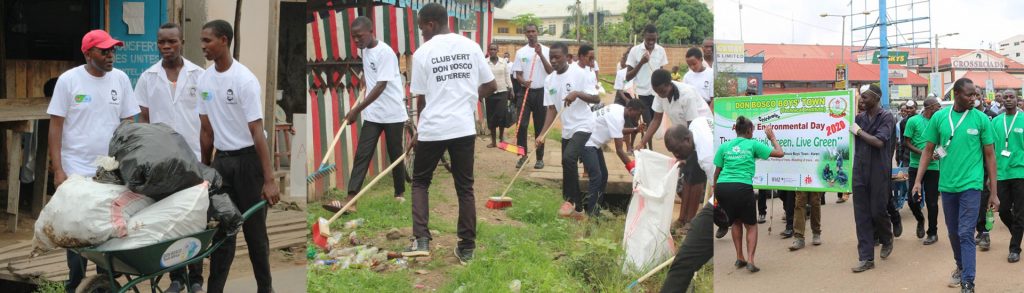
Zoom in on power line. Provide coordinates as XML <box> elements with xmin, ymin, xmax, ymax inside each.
<box><xmin>722</xmin><ymin>0</ymin><xmax>840</xmax><ymax>33</ymax></box>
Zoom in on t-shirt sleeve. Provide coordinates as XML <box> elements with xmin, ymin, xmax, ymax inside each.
<box><xmin>754</xmin><ymin>141</ymin><xmax>774</xmax><ymax>159</ymax></box>
<box><xmin>613</xmin><ymin>70</ymin><xmax>625</xmax><ymax>90</ymax></box>
<box><xmin>242</xmin><ymin>78</ymin><xmax>263</xmax><ymax>122</ymax></box>
<box><xmin>609</xmin><ymin>112</ymin><xmax>624</xmax><ymax>139</ymax></box>
<box><xmin>46</xmin><ymin>75</ymin><xmax>71</xmax><ymax>117</ymax></box>
<box><xmin>512</xmin><ymin>49</ymin><xmax>524</xmax><ymax>73</ymax></box>
<box><xmin>581</xmin><ymin>71</ymin><xmax>598</xmax><ymax>95</ymax></box>
<box><xmin>924</xmin><ymin>112</ymin><xmax>941</xmax><ymax>145</ymax></box>
<box><xmin>980</xmin><ymin>113</ymin><xmax>995</xmax><ymax>145</ymax></box>
<box><xmin>713</xmin><ymin>144</ymin><xmax>725</xmax><ymax>167</ymax></box>
<box><xmin>134</xmin><ymin>75</ymin><xmax>149</xmax><ymax>108</ymax></box>
<box><xmin>376</xmin><ymin>50</ymin><xmax>399</xmax><ymax>82</ymax></box>
<box><xmin>902</xmin><ymin>117</ymin><xmax>915</xmax><ymax>138</ymax></box>
<box><xmin>410</xmin><ymin>52</ymin><xmax>428</xmax><ymax>96</ymax></box>
<box><xmin>652</xmin><ymin>96</ymin><xmax>664</xmax><ymax>113</ymax></box>
<box><xmin>656</xmin><ymin>47</ymin><xmax>669</xmax><ymax>68</ymax></box>
<box><xmin>476</xmin><ymin>50</ymin><xmax>495</xmax><ymax>85</ymax></box>
<box><xmin>625</xmin><ymin>47</ymin><xmax>638</xmax><ymax>68</ymax></box>
<box><xmin>119</xmin><ymin>75</ymin><xmax>142</xmax><ymax>118</ymax></box>
<box><xmin>542</xmin><ymin>76</ymin><xmax>556</xmax><ymax>107</ymax></box>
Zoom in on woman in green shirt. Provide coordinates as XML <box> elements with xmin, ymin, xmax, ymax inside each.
<box><xmin>713</xmin><ymin>116</ymin><xmax>785</xmax><ymax>273</ymax></box>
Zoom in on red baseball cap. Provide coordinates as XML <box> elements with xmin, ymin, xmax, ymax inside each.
<box><xmin>81</xmin><ymin>30</ymin><xmax>124</xmax><ymax>53</ymax></box>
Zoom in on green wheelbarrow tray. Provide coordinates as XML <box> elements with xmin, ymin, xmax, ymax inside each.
<box><xmin>72</xmin><ymin>200</ymin><xmax>267</xmax><ymax>292</ymax></box>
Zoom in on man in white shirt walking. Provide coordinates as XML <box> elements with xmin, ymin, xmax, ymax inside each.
<box><xmin>511</xmin><ymin>23</ymin><xmax>554</xmax><ymax>169</ymax></box>
<box><xmin>625</xmin><ymin>24</ymin><xmax>669</xmax><ymax>149</ymax></box>
<box><xmin>197</xmin><ymin>20</ymin><xmax>280</xmax><ymax>293</ymax></box>
<box><xmin>47</xmin><ymin>29</ymin><xmax>140</xmax><ymax>292</ymax></box>
<box><xmin>133</xmin><ymin>22</ymin><xmax>206</xmax><ymax>293</ymax></box>
<box><xmin>405</xmin><ymin>3</ymin><xmax>497</xmax><ymax>264</ymax></box>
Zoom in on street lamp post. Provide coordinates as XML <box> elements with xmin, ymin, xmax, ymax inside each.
<box><xmin>933</xmin><ymin>32</ymin><xmax>959</xmax><ymax>97</ymax></box>
<box><xmin>822</xmin><ymin>11</ymin><xmax>870</xmax><ymax>90</ymax></box>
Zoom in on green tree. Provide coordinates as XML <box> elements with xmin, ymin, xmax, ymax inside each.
<box><xmin>511</xmin><ymin>13</ymin><xmax>544</xmax><ymax>34</ymax></box>
<box><xmin>624</xmin><ymin>0</ymin><xmax>713</xmax><ymax>45</ymax></box>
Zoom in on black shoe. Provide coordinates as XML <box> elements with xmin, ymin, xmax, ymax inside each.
<box><xmin>924</xmin><ymin>234</ymin><xmax>938</xmax><ymax>245</ymax></box>
<box><xmin>746</xmin><ymin>263</ymin><xmax>760</xmax><ymax>273</ymax></box>
<box><xmin>515</xmin><ymin>157</ymin><xmax>527</xmax><ymax>169</ymax></box>
<box><xmin>454</xmin><ymin>246</ymin><xmax>474</xmax><ymax>265</ymax></box>
<box><xmin>880</xmin><ymin>242</ymin><xmax>894</xmax><ymax>259</ymax></box>
<box><xmin>757</xmin><ymin>214</ymin><xmax>766</xmax><ymax>224</ymax></box>
<box><xmin>979</xmin><ymin>232</ymin><xmax>991</xmax><ymax>251</ymax></box>
<box><xmin>1009</xmin><ymin>252</ymin><xmax>1020</xmax><ymax>263</ymax></box>
<box><xmin>961</xmin><ymin>282</ymin><xmax>974</xmax><ymax>293</ymax></box>
<box><xmin>893</xmin><ymin>223</ymin><xmax>903</xmax><ymax>238</ymax></box>
<box><xmin>715</xmin><ymin>226</ymin><xmax>728</xmax><ymax>239</ymax></box>
<box><xmin>851</xmin><ymin>260</ymin><xmax>875</xmax><ymax>273</ymax></box>
<box><xmin>534</xmin><ymin>160</ymin><xmax>545</xmax><ymax>169</ymax></box>
<box><xmin>402</xmin><ymin>237</ymin><xmax>430</xmax><ymax>257</ymax></box>
<box><xmin>916</xmin><ymin>222</ymin><xmax>925</xmax><ymax>239</ymax></box>
<box><xmin>734</xmin><ymin>259</ymin><xmax>747</xmax><ymax>268</ymax></box>
<box><xmin>780</xmin><ymin>229</ymin><xmax>794</xmax><ymax>239</ymax></box>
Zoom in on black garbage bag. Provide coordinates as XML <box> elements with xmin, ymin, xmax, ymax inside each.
<box><xmin>108</xmin><ymin>122</ymin><xmax>222</xmax><ymax>200</ymax></box>
<box><xmin>209</xmin><ymin>193</ymin><xmax>243</xmax><ymax>238</ymax></box>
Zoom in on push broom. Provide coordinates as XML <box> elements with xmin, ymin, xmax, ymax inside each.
<box><xmin>487</xmin><ymin>110</ymin><xmax>562</xmax><ymax>209</ymax></box>
<box><xmin>312</xmin><ymin>144</ymin><xmax>414</xmax><ymax>250</ymax></box>
<box><xmin>496</xmin><ymin>53</ymin><xmax>538</xmax><ymax>156</ymax></box>
<box><xmin>307</xmin><ymin>87</ymin><xmax>365</xmax><ymax>184</ymax></box>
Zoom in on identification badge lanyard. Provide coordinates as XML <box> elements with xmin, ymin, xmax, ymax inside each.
<box><xmin>1004</xmin><ymin>113</ymin><xmax>1018</xmax><ymax>156</ymax></box>
<box><xmin>938</xmin><ymin>109</ymin><xmax>968</xmax><ymax>157</ymax></box>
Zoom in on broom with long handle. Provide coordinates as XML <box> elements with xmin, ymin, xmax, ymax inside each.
<box><xmin>497</xmin><ymin>52</ymin><xmax>539</xmax><ymax>156</ymax></box>
<box><xmin>625</xmin><ymin>256</ymin><xmax>676</xmax><ymax>289</ymax></box>
<box><xmin>487</xmin><ymin>109</ymin><xmax>563</xmax><ymax>209</ymax></box>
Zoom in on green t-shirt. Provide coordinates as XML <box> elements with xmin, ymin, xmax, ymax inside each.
<box><xmin>903</xmin><ymin>115</ymin><xmax>940</xmax><ymax>171</ymax></box>
<box><xmin>713</xmin><ymin>137</ymin><xmax>774</xmax><ymax>185</ymax></box>
<box><xmin>992</xmin><ymin>112</ymin><xmax>1024</xmax><ymax>180</ymax></box>
<box><xmin>923</xmin><ymin>107</ymin><xmax>994</xmax><ymax>193</ymax></box>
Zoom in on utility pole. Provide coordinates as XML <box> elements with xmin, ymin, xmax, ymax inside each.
<box><xmin>593</xmin><ymin>0</ymin><xmax>598</xmax><ymax>67</ymax></box>
<box><xmin>576</xmin><ymin>0</ymin><xmax>581</xmax><ymax>43</ymax></box>
<box><xmin>738</xmin><ymin>0</ymin><xmax>744</xmax><ymax>42</ymax></box>
<box><xmin>880</xmin><ymin>0</ymin><xmax>889</xmax><ymax>109</ymax></box>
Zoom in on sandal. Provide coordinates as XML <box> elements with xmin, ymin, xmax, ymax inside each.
<box><xmin>486</xmin><ymin>143</ymin><xmax>496</xmax><ymax>148</ymax></box>
<box><xmin>322</xmin><ymin>199</ymin><xmax>356</xmax><ymax>214</ymax></box>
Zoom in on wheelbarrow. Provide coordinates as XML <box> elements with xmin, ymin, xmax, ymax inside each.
<box><xmin>72</xmin><ymin>200</ymin><xmax>267</xmax><ymax>293</ymax></box>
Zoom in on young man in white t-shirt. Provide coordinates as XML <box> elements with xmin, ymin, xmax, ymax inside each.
<box><xmin>133</xmin><ymin>23</ymin><xmax>206</xmax><ymax>293</ymax></box>
<box><xmin>47</xmin><ymin>29</ymin><xmax>140</xmax><ymax>293</ymax></box>
<box><xmin>580</xmin><ymin>99</ymin><xmax>644</xmax><ymax>216</ymax></box>
<box><xmin>511</xmin><ymin>23</ymin><xmax>554</xmax><ymax>169</ymax></box>
<box><xmin>329</xmin><ymin>16</ymin><xmax>410</xmax><ymax>212</ymax></box>
<box><xmin>635</xmin><ymin>69</ymin><xmax>713</xmax><ymax>150</ymax></box>
<box><xmin>196</xmin><ymin>20</ymin><xmax>280</xmax><ymax>293</ymax></box>
<box><xmin>576</xmin><ymin>44</ymin><xmax>600</xmax><ymax>92</ymax></box>
<box><xmin>683</xmin><ymin>47</ymin><xmax>713</xmax><ymax>106</ymax></box>
<box><xmin>625</xmin><ymin>24</ymin><xmax>669</xmax><ymax>145</ymax></box>
<box><xmin>535</xmin><ymin>42</ymin><xmax>601</xmax><ymax>220</ymax></box>
<box><xmin>406</xmin><ymin>3</ymin><xmax>497</xmax><ymax>264</ymax></box>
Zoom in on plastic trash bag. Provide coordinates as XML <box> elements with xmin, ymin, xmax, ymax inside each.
<box><xmin>208</xmin><ymin>192</ymin><xmax>243</xmax><ymax>238</ymax></box>
<box><xmin>32</xmin><ymin>175</ymin><xmax>154</xmax><ymax>254</ymax></box>
<box><xmin>622</xmin><ymin>150</ymin><xmax>679</xmax><ymax>274</ymax></box>
<box><xmin>97</xmin><ymin>182</ymin><xmax>210</xmax><ymax>251</ymax></box>
<box><xmin>108</xmin><ymin>122</ymin><xmax>221</xmax><ymax>200</ymax></box>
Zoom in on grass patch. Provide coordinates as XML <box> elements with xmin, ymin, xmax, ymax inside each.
<box><xmin>308</xmin><ymin>267</ymin><xmax>412</xmax><ymax>292</ymax></box>
<box><xmin>33</xmin><ymin>281</ymin><xmax>64</xmax><ymax>293</ymax></box>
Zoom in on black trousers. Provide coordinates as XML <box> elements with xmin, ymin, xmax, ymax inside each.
<box><xmin>886</xmin><ymin>189</ymin><xmax>902</xmax><ymax>233</ymax></box>
<box><xmin>169</xmin><ymin>262</ymin><xmax>203</xmax><ymax>287</ymax></box>
<box><xmin>207</xmin><ymin>147</ymin><xmax>272</xmax><ymax>293</ymax></box>
<box><xmin>411</xmin><ymin>135</ymin><xmax>476</xmax><ymax>249</ymax></box>
<box><xmin>780</xmin><ymin>190</ymin><xmax>795</xmax><ymax>230</ymax></box>
<box><xmin>977</xmin><ymin>183</ymin><xmax>992</xmax><ymax>234</ymax></box>
<box><xmin>757</xmin><ymin>189</ymin><xmax>772</xmax><ymax>216</ymax></box>
<box><xmin>515</xmin><ymin>88</ymin><xmax>546</xmax><ymax>160</ymax></box>
<box><xmin>998</xmin><ymin>179</ymin><xmax>1024</xmax><ymax>253</ymax></box>
<box><xmin>853</xmin><ymin>184</ymin><xmax>894</xmax><ymax>261</ymax></box>
<box><xmin>347</xmin><ymin>121</ymin><xmax>407</xmax><ymax>196</ymax></box>
<box><xmin>910</xmin><ymin>168</ymin><xmax>941</xmax><ymax>236</ymax></box>
<box><xmin>902</xmin><ymin>178</ymin><xmax>925</xmax><ymax>226</ymax></box>
<box><xmin>660</xmin><ymin>204</ymin><xmax>713</xmax><ymax>292</ymax></box>
<box><xmin>638</xmin><ymin>94</ymin><xmax>655</xmax><ymax>125</ymax></box>
<box><xmin>561</xmin><ymin>132</ymin><xmax>591</xmax><ymax>211</ymax></box>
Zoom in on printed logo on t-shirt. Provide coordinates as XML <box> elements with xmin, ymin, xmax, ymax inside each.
<box><xmin>73</xmin><ymin>94</ymin><xmax>92</xmax><ymax>104</ymax></box>
<box><xmin>369</xmin><ymin>62</ymin><xmax>377</xmax><ymax>72</ymax></box>
<box><xmin>109</xmin><ymin>89</ymin><xmax>120</xmax><ymax>104</ymax></box>
<box><xmin>732</xmin><ymin>146</ymin><xmax>741</xmax><ymax>153</ymax></box>
<box><xmin>189</xmin><ymin>86</ymin><xmax>197</xmax><ymax>98</ymax></box>
<box><xmin>548</xmin><ymin>88</ymin><xmax>557</xmax><ymax>96</ymax></box>
<box><xmin>967</xmin><ymin>128</ymin><xmax>979</xmax><ymax>135</ymax></box>
<box><xmin>201</xmin><ymin>91</ymin><xmax>213</xmax><ymax>101</ymax></box>
<box><xmin>1015</xmin><ymin>128</ymin><xmax>1023</xmax><ymax>133</ymax></box>
<box><xmin>565</xmin><ymin>83</ymin><xmax>572</xmax><ymax>93</ymax></box>
<box><xmin>226</xmin><ymin>89</ymin><xmax>237</xmax><ymax>104</ymax></box>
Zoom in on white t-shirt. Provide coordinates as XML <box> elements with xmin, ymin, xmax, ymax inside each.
<box><xmin>360</xmin><ymin>41</ymin><xmax>408</xmax><ymax>124</ymax></box>
<box><xmin>46</xmin><ymin>66</ymin><xmax>141</xmax><ymax>176</ymax></box>
<box><xmin>543</xmin><ymin>65</ymin><xmax>597</xmax><ymax>139</ymax></box>
<box><xmin>586</xmin><ymin>104</ymin><xmax>625</xmax><ymax>147</ymax></box>
<box><xmin>683</xmin><ymin>66</ymin><xmax>714</xmax><ymax>103</ymax></box>
<box><xmin>652</xmin><ymin>81</ymin><xmax>713</xmax><ymax>125</ymax></box>
<box><xmin>689</xmin><ymin>116</ymin><xmax>715</xmax><ymax>178</ymax></box>
<box><xmin>135</xmin><ymin>58</ymin><xmax>204</xmax><ymax>160</ymax></box>
<box><xmin>625</xmin><ymin>43</ymin><xmax>668</xmax><ymax>96</ymax></box>
<box><xmin>197</xmin><ymin>59</ymin><xmax>265</xmax><ymax>151</ymax></box>
<box><xmin>613</xmin><ymin>67</ymin><xmax>633</xmax><ymax>91</ymax></box>
<box><xmin>410</xmin><ymin>33</ymin><xmax>495</xmax><ymax>142</ymax></box>
<box><xmin>512</xmin><ymin>44</ymin><xmax>551</xmax><ymax>89</ymax></box>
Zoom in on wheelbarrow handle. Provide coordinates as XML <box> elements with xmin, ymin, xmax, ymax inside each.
<box><xmin>242</xmin><ymin>200</ymin><xmax>268</xmax><ymax>220</ymax></box>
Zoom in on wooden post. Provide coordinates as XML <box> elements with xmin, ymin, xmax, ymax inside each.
<box><xmin>6</xmin><ymin>129</ymin><xmax>22</xmax><ymax>232</ymax></box>
<box><xmin>1</xmin><ymin>1</ymin><xmax>6</xmax><ymax>100</ymax></box>
<box><xmin>30</xmin><ymin>120</ymin><xmax>49</xmax><ymax>217</ymax></box>
<box><xmin>265</xmin><ymin>0</ymin><xmax>280</xmax><ymax>173</ymax></box>
<box><xmin>233</xmin><ymin>0</ymin><xmax>242</xmax><ymax>59</ymax></box>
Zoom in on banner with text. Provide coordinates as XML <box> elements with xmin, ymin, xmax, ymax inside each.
<box><xmin>713</xmin><ymin>90</ymin><xmax>855</xmax><ymax>192</ymax></box>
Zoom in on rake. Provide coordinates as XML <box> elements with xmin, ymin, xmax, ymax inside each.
<box><xmin>312</xmin><ymin>145</ymin><xmax>413</xmax><ymax>250</ymax></box>
<box><xmin>487</xmin><ymin>110</ymin><xmax>562</xmax><ymax>209</ymax></box>
<box><xmin>496</xmin><ymin>52</ymin><xmax>538</xmax><ymax>156</ymax></box>
<box><xmin>307</xmin><ymin>86</ymin><xmax>365</xmax><ymax>184</ymax></box>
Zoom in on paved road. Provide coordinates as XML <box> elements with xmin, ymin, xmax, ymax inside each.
<box><xmin>714</xmin><ymin>193</ymin><xmax>1024</xmax><ymax>292</ymax></box>
<box><xmin>225</xmin><ymin>265</ymin><xmax>306</xmax><ymax>293</ymax></box>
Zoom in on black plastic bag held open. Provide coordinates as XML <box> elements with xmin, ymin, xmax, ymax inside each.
<box><xmin>108</xmin><ymin>122</ymin><xmax>222</xmax><ymax>200</ymax></box>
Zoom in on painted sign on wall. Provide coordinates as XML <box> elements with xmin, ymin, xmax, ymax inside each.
<box><xmin>107</xmin><ymin>0</ymin><xmax>168</xmax><ymax>86</ymax></box>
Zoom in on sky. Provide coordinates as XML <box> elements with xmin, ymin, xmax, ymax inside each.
<box><xmin>714</xmin><ymin>0</ymin><xmax>1024</xmax><ymax>50</ymax></box>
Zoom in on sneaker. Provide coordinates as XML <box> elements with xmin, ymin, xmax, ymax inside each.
<box><xmin>515</xmin><ymin>157</ymin><xmax>527</xmax><ymax>169</ymax></box>
<box><xmin>979</xmin><ymin>232</ymin><xmax>991</xmax><ymax>251</ymax></box>
<box><xmin>916</xmin><ymin>222</ymin><xmax>925</xmax><ymax>239</ymax></box>
<box><xmin>789</xmin><ymin>238</ymin><xmax>805</xmax><ymax>251</ymax></box>
<box><xmin>190</xmin><ymin>284</ymin><xmax>205</xmax><ymax>293</ymax></box>
<box><xmin>812</xmin><ymin>234</ymin><xmax>822</xmax><ymax>246</ymax></box>
<box><xmin>402</xmin><ymin>237</ymin><xmax>430</xmax><ymax>257</ymax></box>
<box><xmin>454</xmin><ymin>247</ymin><xmax>474</xmax><ymax>265</ymax></box>
<box><xmin>715</xmin><ymin>226</ymin><xmax>728</xmax><ymax>239</ymax></box>
<box><xmin>949</xmin><ymin>268</ymin><xmax>961</xmax><ymax>288</ymax></box>
<box><xmin>166</xmin><ymin>281</ymin><xmax>184</xmax><ymax>293</ymax></box>
<box><xmin>534</xmin><ymin>160</ymin><xmax>545</xmax><ymax>169</ymax></box>
<box><xmin>558</xmin><ymin>202</ymin><xmax>575</xmax><ymax>218</ymax></box>
<box><xmin>924</xmin><ymin>234</ymin><xmax>938</xmax><ymax>245</ymax></box>
<box><xmin>757</xmin><ymin>214</ymin><xmax>766</xmax><ymax>224</ymax></box>
<box><xmin>1009</xmin><ymin>252</ymin><xmax>1021</xmax><ymax>263</ymax></box>
<box><xmin>780</xmin><ymin>229</ymin><xmax>794</xmax><ymax>239</ymax></box>
<box><xmin>851</xmin><ymin>260</ymin><xmax>874</xmax><ymax>273</ymax></box>
<box><xmin>961</xmin><ymin>282</ymin><xmax>974</xmax><ymax>293</ymax></box>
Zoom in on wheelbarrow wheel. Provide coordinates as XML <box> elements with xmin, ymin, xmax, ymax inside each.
<box><xmin>75</xmin><ymin>273</ymin><xmax>119</xmax><ymax>293</ymax></box>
